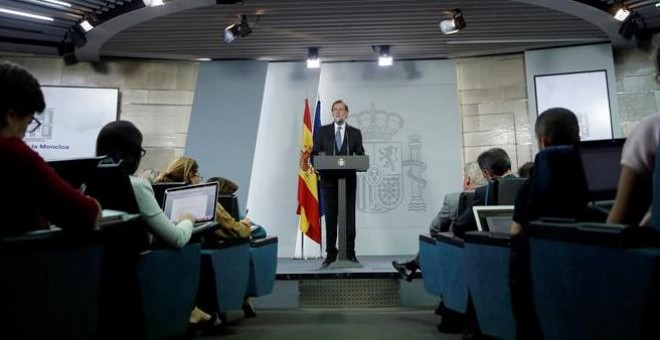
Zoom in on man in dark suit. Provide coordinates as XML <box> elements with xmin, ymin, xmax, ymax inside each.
<box><xmin>452</xmin><ymin>147</ymin><xmax>517</xmax><ymax>238</ymax></box>
<box><xmin>312</xmin><ymin>99</ymin><xmax>365</xmax><ymax>268</ymax></box>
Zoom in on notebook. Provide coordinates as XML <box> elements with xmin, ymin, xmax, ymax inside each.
<box><xmin>162</xmin><ymin>182</ymin><xmax>219</xmax><ymax>229</ymax></box>
<box><xmin>473</xmin><ymin>205</ymin><xmax>515</xmax><ymax>233</ymax></box>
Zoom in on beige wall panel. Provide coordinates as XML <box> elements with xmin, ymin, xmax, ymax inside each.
<box><xmin>462</xmin><ymin>114</ymin><xmax>514</xmax><ymax>132</ymax></box>
<box><xmin>460</xmin><ymin>104</ymin><xmax>479</xmax><ymax>116</ymax></box>
<box><xmin>1</xmin><ymin>56</ymin><xmax>63</xmax><ymax>85</ymax></box>
<box><xmin>619</xmin><ymin>75</ymin><xmax>657</xmax><ymax>94</ymax></box>
<box><xmin>122</xmin><ymin>104</ymin><xmax>190</xmax><ymax>133</ymax></box>
<box><xmin>146</xmin><ymin>62</ymin><xmax>178</xmax><ymax>90</ymax></box>
<box><xmin>142</xmin><ymin>133</ymin><xmax>187</xmax><ymax>148</ymax></box>
<box><xmin>60</xmin><ymin>62</ymin><xmax>122</xmax><ymax>88</ymax></box>
<box><xmin>463</xmin><ymin>130</ymin><xmax>516</xmax><ymax>147</ymax></box>
<box><xmin>122</xmin><ymin>89</ymin><xmax>150</xmax><ymax>104</ymax></box>
<box><xmin>618</xmin><ymin>92</ymin><xmax>657</xmax><ymax>122</ymax></box>
<box><xmin>478</xmin><ymin>100</ymin><xmax>527</xmax><ymax>116</ymax></box>
<box><xmin>147</xmin><ymin>90</ymin><xmax>194</xmax><ymax>105</ymax></box>
<box><xmin>176</xmin><ymin>62</ymin><xmax>199</xmax><ymax>91</ymax></box>
<box><xmin>459</xmin><ymin>88</ymin><xmax>505</xmax><ymax>105</ymax></box>
<box><xmin>503</xmin><ymin>86</ymin><xmax>527</xmax><ymax>101</ymax></box>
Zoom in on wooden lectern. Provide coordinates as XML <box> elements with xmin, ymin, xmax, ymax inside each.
<box><xmin>313</xmin><ymin>155</ymin><xmax>369</xmax><ymax>269</ymax></box>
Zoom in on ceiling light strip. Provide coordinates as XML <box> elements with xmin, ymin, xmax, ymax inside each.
<box><xmin>40</xmin><ymin>0</ymin><xmax>72</xmax><ymax>7</ymax></box>
<box><xmin>0</xmin><ymin>7</ymin><xmax>54</xmax><ymax>21</ymax></box>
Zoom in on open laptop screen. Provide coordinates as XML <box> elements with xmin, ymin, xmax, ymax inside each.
<box><xmin>473</xmin><ymin>206</ymin><xmax>515</xmax><ymax>233</ymax></box>
<box><xmin>163</xmin><ymin>182</ymin><xmax>218</xmax><ymax>223</ymax></box>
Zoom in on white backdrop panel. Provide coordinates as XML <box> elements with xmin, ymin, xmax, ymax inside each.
<box><xmin>24</xmin><ymin>86</ymin><xmax>118</xmax><ymax>160</ymax></box>
<box><xmin>317</xmin><ymin>60</ymin><xmax>462</xmax><ymax>255</ymax></box>
<box><xmin>246</xmin><ymin>62</ymin><xmax>321</xmax><ymax>258</ymax></box>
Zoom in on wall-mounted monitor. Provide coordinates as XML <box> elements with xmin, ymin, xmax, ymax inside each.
<box><xmin>534</xmin><ymin>70</ymin><xmax>613</xmax><ymax>141</ymax></box>
<box><xmin>24</xmin><ymin>86</ymin><xmax>119</xmax><ymax>160</ymax></box>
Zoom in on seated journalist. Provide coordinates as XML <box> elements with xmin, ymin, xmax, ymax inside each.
<box><xmin>155</xmin><ymin>156</ymin><xmax>259</xmax><ymax>321</ymax></box>
<box><xmin>392</xmin><ymin>161</ymin><xmax>486</xmax><ymax>281</ymax></box>
<box><xmin>0</xmin><ymin>61</ymin><xmax>100</xmax><ymax>236</ymax></box>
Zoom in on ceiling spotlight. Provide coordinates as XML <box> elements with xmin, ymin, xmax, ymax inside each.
<box><xmin>79</xmin><ymin>19</ymin><xmax>94</xmax><ymax>32</ymax></box>
<box><xmin>376</xmin><ymin>45</ymin><xmax>393</xmax><ymax>67</ymax></box>
<box><xmin>439</xmin><ymin>9</ymin><xmax>466</xmax><ymax>34</ymax></box>
<box><xmin>224</xmin><ymin>15</ymin><xmax>253</xmax><ymax>43</ymax></box>
<box><xmin>612</xmin><ymin>4</ymin><xmax>631</xmax><ymax>22</ymax></box>
<box><xmin>307</xmin><ymin>47</ymin><xmax>320</xmax><ymax>68</ymax></box>
<box><xmin>143</xmin><ymin>0</ymin><xmax>165</xmax><ymax>7</ymax></box>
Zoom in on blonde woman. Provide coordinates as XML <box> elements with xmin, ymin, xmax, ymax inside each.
<box><xmin>155</xmin><ymin>157</ymin><xmax>252</xmax><ymax>239</ymax></box>
<box><xmin>156</xmin><ymin>156</ymin><xmax>257</xmax><ymax>322</ymax></box>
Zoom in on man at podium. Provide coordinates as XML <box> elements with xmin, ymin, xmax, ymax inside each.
<box><xmin>312</xmin><ymin>99</ymin><xmax>365</xmax><ymax>268</ymax></box>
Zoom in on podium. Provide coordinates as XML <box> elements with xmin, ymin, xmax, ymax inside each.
<box><xmin>313</xmin><ymin>155</ymin><xmax>369</xmax><ymax>269</ymax></box>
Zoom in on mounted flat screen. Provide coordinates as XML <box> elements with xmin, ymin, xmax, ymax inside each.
<box><xmin>24</xmin><ymin>86</ymin><xmax>119</xmax><ymax>160</ymax></box>
<box><xmin>534</xmin><ymin>70</ymin><xmax>613</xmax><ymax>141</ymax></box>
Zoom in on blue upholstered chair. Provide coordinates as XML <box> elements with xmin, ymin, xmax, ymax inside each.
<box><xmin>463</xmin><ymin>231</ymin><xmax>515</xmax><ymax>340</ymax></box>
<box><xmin>247</xmin><ymin>236</ymin><xmax>278</xmax><ymax>297</ymax></box>
<box><xmin>529</xmin><ymin>220</ymin><xmax>660</xmax><ymax>340</ymax></box>
<box><xmin>526</xmin><ymin>145</ymin><xmax>589</xmax><ymax>222</ymax></box>
<box><xmin>653</xmin><ymin>142</ymin><xmax>660</xmax><ymax>231</ymax></box>
<box><xmin>200</xmin><ymin>239</ymin><xmax>251</xmax><ymax>312</ymax></box>
<box><xmin>418</xmin><ymin>234</ymin><xmax>442</xmax><ymax>296</ymax></box>
<box><xmin>135</xmin><ymin>243</ymin><xmax>201</xmax><ymax>340</ymax></box>
<box><xmin>0</xmin><ymin>230</ymin><xmax>103</xmax><ymax>339</ymax></box>
<box><xmin>435</xmin><ymin>233</ymin><xmax>469</xmax><ymax>313</ymax></box>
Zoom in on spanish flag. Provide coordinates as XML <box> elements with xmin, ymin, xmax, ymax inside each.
<box><xmin>296</xmin><ymin>99</ymin><xmax>322</xmax><ymax>243</ymax></box>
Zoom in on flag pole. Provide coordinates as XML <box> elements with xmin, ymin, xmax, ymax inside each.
<box><xmin>301</xmin><ymin>231</ymin><xmax>305</xmax><ymax>258</ymax></box>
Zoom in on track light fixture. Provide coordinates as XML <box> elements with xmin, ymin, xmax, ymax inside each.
<box><xmin>439</xmin><ymin>9</ymin><xmax>466</xmax><ymax>34</ymax></box>
<box><xmin>224</xmin><ymin>15</ymin><xmax>253</xmax><ymax>43</ymax></box>
<box><xmin>307</xmin><ymin>47</ymin><xmax>320</xmax><ymax>69</ymax></box>
<box><xmin>373</xmin><ymin>45</ymin><xmax>393</xmax><ymax>67</ymax></box>
<box><xmin>619</xmin><ymin>12</ymin><xmax>644</xmax><ymax>40</ymax></box>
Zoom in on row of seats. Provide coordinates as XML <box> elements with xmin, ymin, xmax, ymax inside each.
<box><xmin>1</xmin><ymin>193</ymin><xmax>277</xmax><ymax>340</ymax></box>
<box><xmin>420</xmin><ymin>142</ymin><xmax>660</xmax><ymax>340</ymax></box>
<box><xmin>421</xmin><ymin>221</ymin><xmax>660</xmax><ymax>340</ymax></box>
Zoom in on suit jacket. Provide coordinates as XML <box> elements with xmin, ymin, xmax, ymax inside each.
<box><xmin>312</xmin><ymin>123</ymin><xmax>365</xmax><ymax>188</ymax></box>
<box><xmin>452</xmin><ymin>173</ymin><xmax>517</xmax><ymax>237</ymax></box>
<box><xmin>429</xmin><ymin>191</ymin><xmax>461</xmax><ymax>235</ymax></box>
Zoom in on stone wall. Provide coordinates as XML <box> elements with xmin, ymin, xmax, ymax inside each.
<box><xmin>456</xmin><ymin>54</ymin><xmax>532</xmax><ymax>173</ymax></box>
<box><xmin>614</xmin><ymin>45</ymin><xmax>660</xmax><ymax>135</ymax></box>
<box><xmin>0</xmin><ymin>55</ymin><xmax>198</xmax><ymax>176</ymax></box>
<box><xmin>456</xmin><ymin>45</ymin><xmax>660</xmax><ymax>172</ymax></box>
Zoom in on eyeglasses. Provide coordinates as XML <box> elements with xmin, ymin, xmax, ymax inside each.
<box><xmin>27</xmin><ymin>116</ymin><xmax>41</xmax><ymax>133</ymax></box>
<box><xmin>140</xmin><ymin>148</ymin><xmax>147</xmax><ymax>157</ymax></box>
<box><xmin>193</xmin><ymin>172</ymin><xmax>203</xmax><ymax>181</ymax></box>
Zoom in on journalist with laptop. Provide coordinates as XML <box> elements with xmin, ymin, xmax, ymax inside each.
<box><xmin>96</xmin><ymin>120</ymin><xmax>194</xmax><ymax>248</ymax></box>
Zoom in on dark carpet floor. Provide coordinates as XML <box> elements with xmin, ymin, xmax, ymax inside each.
<box><xmin>199</xmin><ymin>308</ymin><xmax>463</xmax><ymax>340</ymax></box>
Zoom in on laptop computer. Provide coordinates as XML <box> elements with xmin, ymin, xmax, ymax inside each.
<box><xmin>152</xmin><ymin>182</ymin><xmax>187</xmax><ymax>208</ymax></box>
<box><xmin>578</xmin><ymin>139</ymin><xmax>625</xmax><ymax>202</ymax></box>
<box><xmin>162</xmin><ymin>182</ymin><xmax>219</xmax><ymax>231</ymax></box>
<box><xmin>473</xmin><ymin>205</ymin><xmax>515</xmax><ymax>233</ymax></box>
<box><xmin>86</xmin><ymin>163</ymin><xmax>140</xmax><ymax>214</ymax></box>
<box><xmin>48</xmin><ymin>156</ymin><xmax>106</xmax><ymax>190</ymax></box>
